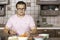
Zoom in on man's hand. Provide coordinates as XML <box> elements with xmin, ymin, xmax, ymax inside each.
<box><xmin>9</xmin><ymin>30</ymin><xmax>17</xmax><ymax>35</ymax></box>
<box><xmin>31</xmin><ymin>27</ymin><xmax>37</xmax><ymax>34</ymax></box>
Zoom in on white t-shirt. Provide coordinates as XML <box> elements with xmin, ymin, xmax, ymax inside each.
<box><xmin>6</xmin><ymin>14</ymin><xmax>35</xmax><ymax>35</ymax></box>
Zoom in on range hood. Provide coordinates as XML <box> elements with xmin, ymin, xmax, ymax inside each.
<box><xmin>0</xmin><ymin>0</ymin><xmax>9</xmax><ymax>4</ymax></box>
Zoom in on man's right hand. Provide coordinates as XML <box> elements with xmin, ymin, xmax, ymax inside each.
<box><xmin>9</xmin><ymin>30</ymin><xmax>17</xmax><ymax>35</ymax></box>
<box><xmin>4</xmin><ymin>26</ymin><xmax>17</xmax><ymax>35</ymax></box>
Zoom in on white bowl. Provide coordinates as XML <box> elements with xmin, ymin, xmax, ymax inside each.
<box><xmin>8</xmin><ymin>36</ymin><xmax>18</xmax><ymax>40</ymax></box>
<box><xmin>18</xmin><ymin>37</ymin><xmax>28</xmax><ymax>40</ymax></box>
<box><xmin>39</xmin><ymin>34</ymin><xmax>49</xmax><ymax>38</ymax></box>
<box><xmin>34</xmin><ymin>37</ymin><xmax>43</xmax><ymax>40</ymax></box>
<box><xmin>8</xmin><ymin>36</ymin><xmax>28</xmax><ymax>40</ymax></box>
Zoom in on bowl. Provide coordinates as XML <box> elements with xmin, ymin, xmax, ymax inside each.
<box><xmin>8</xmin><ymin>36</ymin><xmax>28</xmax><ymax>40</ymax></box>
<box><xmin>8</xmin><ymin>36</ymin><xmax>18</xmax><ymax>40</ymax></box>
<box><xmin>18</xmin><ymin>37</ymin><xmax>28</xmax><ymax>40</ymax></box>
<box><xmin>39</xmin><ymin>34</ymin><xmax>49</xmax><ymax>38</ymax></box>
<box><xmin>34</xmin><ymin>37</ymin><xmax>44</xmax><ymax>40</ymax></box>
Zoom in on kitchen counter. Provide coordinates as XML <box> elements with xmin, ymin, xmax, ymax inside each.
<box><xmin>0</xmin><ymin>27</ymin><xmax>60</xmax><ymax>30</ymax></box>
<box><xmin>0</xmin><ymin>27</ymin><xmax>60</xmax><ymax>40</ymax></box>
<box><xmin>37</xmin><ymin>27</ymin><xmax>60</xmax><ymax>29</ymax></box>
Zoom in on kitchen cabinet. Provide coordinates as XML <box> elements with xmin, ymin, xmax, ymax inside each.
<box><xmin>0</xmin><ymin>0</ymin><xmax>9</xmax><ymax>4</ymax></box>
<box><xmin>0</xmin><ymin>5</ymin><xmax>6</xmax><ymax>16</ymax></box>
<box><xmin>36</xmin><ymin>0</ymin><xmax>60</xmax><ymax>5</ymax></box>
<box><xmin>40</xmin><ymin>5</ymin><xmax>60</xmax><ymax>16</ymax></box>
<box><xmin>37</xmin><ymin>29</ymin><xmax>56</xmax><ymax>37</ymax></box>
<box><xmin>36</xmin><ymin>0</ymin><xmax>60</xmax><ymax>16</ymax></box>
<box><xmin>55</xmin><ymin>30</ymin><xmax>60</xmax><ymax>37</ymax></box>
<box><xmin>37</xmin><ymin>29</ymin><xmax>60</xmax><ymax>37</ymax></box>
<box><xmin>0</xmin><ymin>29</ymin><xmax>8</xmax><ymax>40</ymax></box>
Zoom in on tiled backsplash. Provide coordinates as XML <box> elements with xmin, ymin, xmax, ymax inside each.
<box><xmin>0</xmin><ymin>0</ymin><xmax>60</xmax><ymax>27</ymax></box>
<box><xmin>0</xmin><ymin>0</ymin><xmax>39</xmax><ymax>26</ymax></box>
<box><xmin>40</xmin><ymin>16</ymin><xmax>60</xmax><ymax>27</ymax></box>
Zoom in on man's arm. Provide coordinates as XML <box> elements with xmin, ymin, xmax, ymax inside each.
<box><xmin>4</xmin><ymin>26</ymin><xmax>17</xmax><ymax>35</ymax></box>
<box><xmin>29</xmin><ymin>16</ymin><xmax>37</xmax><ymax>34</ymax></box>
<box><xmin>30</xmin><ymin>26</ymin><xmax>37</xmax><ymax>34</ymax></box>
<box><xmin>4</xmin><ymin>26</ymin><xmax>9</xmax><ymax>34</ymax></box>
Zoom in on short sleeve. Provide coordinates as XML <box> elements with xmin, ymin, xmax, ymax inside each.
<box><xmin>6</xmin><ymin>18</ymin><xmax>13</xmax><ymax>29</ymax></box>
<box><xmin>29</xmin><ymin>16</ymin><xmax>36</xmax><ymax>28</ymax></box>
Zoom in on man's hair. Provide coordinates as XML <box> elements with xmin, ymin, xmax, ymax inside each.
<box><xmin>16</xmin><ymin>1</ymin><xmax>26</xmax><ymax>9</ymax></box>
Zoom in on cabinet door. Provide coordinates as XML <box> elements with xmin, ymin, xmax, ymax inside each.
<box><xmin>37</xmin><ymin>29</ymin><xmax>56</xmax><ymax>37</ymax></box>
<box><xmin>36</xmin><ymin>0</ymin><xmax>60</xmax><ymax>5</ymax></box>
<box><xmin>56</xmin><ymin>30</ymin><xmax>60</xmax><ymax>37</ymax></box>
<box><xmin>0</xmin><ymin>0</ymin><xmax>8</xmax><ymax>4</ymax></box>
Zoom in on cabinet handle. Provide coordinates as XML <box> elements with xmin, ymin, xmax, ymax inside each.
<box><xmin>44</xmin><ymin>30</ymin><xmax>47</xmax><ymax>31</ymax></box>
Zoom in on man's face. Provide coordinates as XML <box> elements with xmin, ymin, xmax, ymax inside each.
<box><xmin>16</xmin><ymin>4</ymin><xmax>26</xmax><ymax>16</ymax></box>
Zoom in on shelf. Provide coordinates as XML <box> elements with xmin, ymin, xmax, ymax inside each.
<box><xmin>37</xmin><ymin>27</ymin><xmax>60</xmax><ymax>29</ymax></box>
<box><xmin>36</xmin><ymin>0</ymin><xmax>60</xmax><ymax>5</ymax></box>
<box><xmin>40</xmin><ymin>10</ymin><xmax>60</xmax><ymax>16</ymax></box>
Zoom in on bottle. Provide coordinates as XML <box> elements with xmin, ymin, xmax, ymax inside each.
<box><xmin>55</xmin><ymin>7</ymin><xmax>59</xmax><ymax>11</ymax></box>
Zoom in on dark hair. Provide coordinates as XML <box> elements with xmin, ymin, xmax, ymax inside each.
<box><xmin>16</xmin><ymin>1</ymin><xmax>26</xmax><ymax>9</ymax></box>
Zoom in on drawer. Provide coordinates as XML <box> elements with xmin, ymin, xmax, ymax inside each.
<box><xmin>37</xmin><ymin>29</ymin><xmax>56</xmax><ymax>37</ymax></box>
<box><xmin>56</xmin><ymin>30</ymin><xmax>60</xmax><ymax>37</ymax></box>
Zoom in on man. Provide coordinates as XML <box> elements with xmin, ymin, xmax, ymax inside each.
<box><xmin>4</xmin><ymin>1</ymin><xmax>37</xmax><ymax>36</ymax></box>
